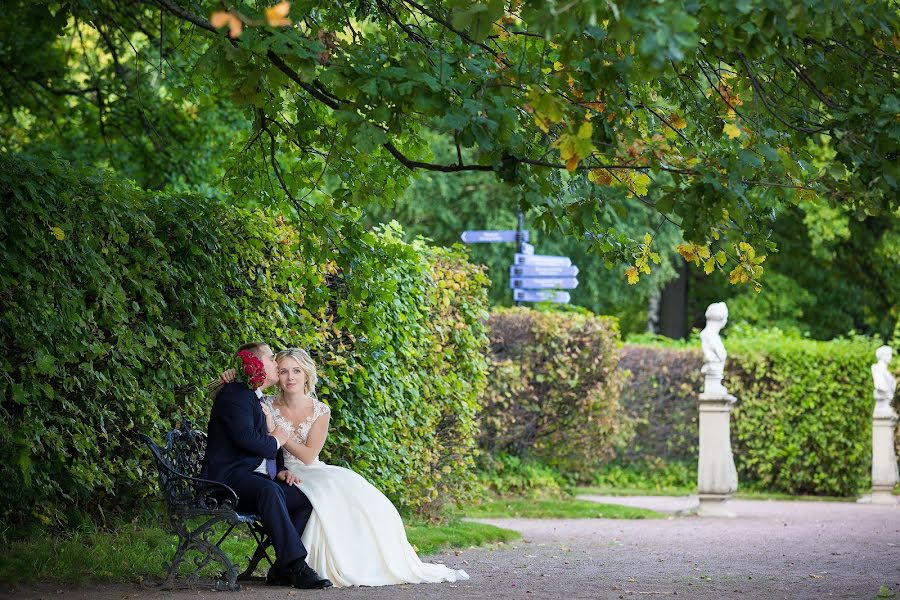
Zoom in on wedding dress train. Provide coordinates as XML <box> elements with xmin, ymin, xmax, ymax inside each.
<box><xmin>266</xmin><ymin>397</ymin><xmax>470</xmax><ymax>588</ymax></box>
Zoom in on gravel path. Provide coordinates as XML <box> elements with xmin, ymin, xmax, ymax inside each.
<box><xmin>4</xmin><ymin>497</ymin><xmax>898</xmax><ymax>600</ymax></box>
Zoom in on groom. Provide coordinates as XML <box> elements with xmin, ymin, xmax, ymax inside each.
<box><xmin>201</xmin><ymin>341</ymin><xmax>332</xmax><ymax>589</ymax></box>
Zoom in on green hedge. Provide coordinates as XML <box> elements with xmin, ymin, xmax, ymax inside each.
<box><xmin>478</xmin><ymin>307</ymin><xmax>625</xmax><ymax>481</ymax></box>
<box><xmin>0</xmin><ymin>152</ymin><xmax>490</xmax><ymax>525</ymax></box>
<box><xmin>618</xmin><ymin>330</ymin><xmax>888</xmax><ymax>496</ymax></box>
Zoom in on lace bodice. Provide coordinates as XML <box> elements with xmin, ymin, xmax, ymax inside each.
<box><xmin>264</xmin><ymin>396</ymin><xmax>330</xmax><ymax>464</ymax></box>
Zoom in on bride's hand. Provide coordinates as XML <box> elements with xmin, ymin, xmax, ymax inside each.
<box><xmin>261</xmin><ymin>404</ymin><xmax>278</xmax><ymax>436</ymax></box>
<box><xmin>276</xmin><ymin>469</ymin><xmax>302</xmax><ymax>486</ymax></box>
<box><xmin>220</xmin><ymin>368</ymin><xmax>236</xmax><ymax>383</ymax></box>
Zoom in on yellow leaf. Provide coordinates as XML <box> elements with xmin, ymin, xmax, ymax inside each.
<box><xmin>625</xmin><ymin>266</ymin><xmax>639</xmax><ymax>285</ymax></box>
<box><xmin>50</xmin><ymin>226</ymin><xmax>65</xmax><ymax>241</ymax></box>
<box><xmin>265</xmin><ymin>2</ymin><xmax>292</xmax><ymax>27</ymax></box>
<box><xmin>715</xmin><ymin>251</ymin><xmax>727</xmax><ymax>266</ymax></box>
<box><xmin>676</xmin><ymin>243</ymin><xmax>697</xmax><ymax>262</ymax></box>
<box><xmin>723</xmin><ymin>122</ymin><xmax>741</xmax><ymax>139</ymax></box>
<box><xmin>631</xmin><ymin>173</ymin><xmax>650</xmax><ymax>197</ymax></box>
<box><xmin>577</xmin><ymin>121</ymin><xmax>593</xmax><ymax>139</ymax></box>
<box><xmin>210</xmin><ymin>11</ymin><xmax>243</xmax><ymax>37</ymax></box>
<box><xmin>704</xmin><ymin>258</ymin><xmax>715</xmax><ymax>274</ymax></box>
<box><xmin>565</xmin><ymin>155</ymin><xmax>580</xmax><ymax>172</ymax></box>
<box><xmin>669</xmin><ymin>112</ymin><xmax>687</xmax><ymax>130</ymax></box>
<box><xmin>553</xmin><ymin>61</ymin><xmax>565</xmax><ymax>71</ymax></box>
<box><xmin>729</xmin><ymin>265</ymin><xmax>744</xmax><ymax>284</ymax></box>
<box><xmin>643</xmin><ymin>233</ymin><xmax>652</xmax><ymax>245</ymax></box>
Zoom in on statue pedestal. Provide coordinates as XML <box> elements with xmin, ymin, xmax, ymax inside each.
<box><xmin>697</xmin><ymin>393</ymin><xmax>738</xmax><ymax>517</ymax></box>
<box><xmin>870</xmin><ymin>413</ymin><xmax>899</xmax><ymax>506</ymax></box>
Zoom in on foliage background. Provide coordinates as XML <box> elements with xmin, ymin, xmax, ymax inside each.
<box><xmin>362</xmin><ymin>133</ymin><xmax>684</xmax><ymax>335</ymax></box>
<box><xmin>0</xmin><ymin>151</ymin><xmax>489</xmax><ymax>525</ymax></box>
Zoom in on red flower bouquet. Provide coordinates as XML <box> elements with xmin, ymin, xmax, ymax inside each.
<box><xmin>236</xmin><ymin>349</ymin><xmax>267</xmax><ymax>389</ymax></box>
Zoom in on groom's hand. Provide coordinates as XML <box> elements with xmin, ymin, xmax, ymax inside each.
<box><xmin>276</xmin><ymin>470</ymin><xmax>301</xmax><ymax>485</ymax></box>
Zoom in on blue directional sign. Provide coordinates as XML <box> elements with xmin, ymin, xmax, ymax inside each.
<box><xmin>510</xmin><ymin>265</ymin><xmax>579</xmax><ymax>278</ymax></box>
<box><xmin>461</xmin><ymin>230</ymin><xmax>530</xmax><ymax>243</ymax></box>
<box><xmin>513</xmin><ymin>289</ymin><xmax>571</xmax><ymax>303</ymax></box>
<box><xmin>510</xmin><ymin>277</ymin><xmax>578</xmax><ymax>290</ymax></box>
<box><xmin>514</xmin><ymin>253</ymin><xmax>572</xmax><ymax>267</ymax></box>
<box><xmin>521</xmin><ymin>242</ymin><xmax>535</xmax><ymax>255</ymax></box>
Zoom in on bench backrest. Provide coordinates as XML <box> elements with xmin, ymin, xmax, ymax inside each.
<box><xmin>140</xmin><ymin>417</ymin><xmax>237</xmax><ymax>513</ymax></box>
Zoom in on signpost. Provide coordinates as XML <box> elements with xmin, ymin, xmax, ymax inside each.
<box><xmin>513</xmin><ymin>289</ymin><xmax>571</xmax><ymax>303</ymax></box>
<box><xmin>510</xmin><ymin>265</ymin><xmax>579</xmax><ymax>278</ymax></box>
<box><xmin>459</xmin><ymin>210</ymin><xmax>578</xmax><ymax>306</ymax></box>
<box><xmin>460</xmin><ymin>230</ymin><xmax>529</xmax><ymax>243</ymax></box>
<box><xmin>510</xmin><ymin>277</ymin><xmax>578</xmax><ymax>290</ymax></box>
<box><xmin>513</xmin><ymin>253</ymin><xmax>572</xmax><ymax>267</ymax></box>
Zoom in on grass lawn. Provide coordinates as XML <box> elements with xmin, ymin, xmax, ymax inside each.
<box><xmin>465</xmin><ymin>497</ymin><xmax>663</xmax><ymax>519</ymax></box>
<box><xmin>406</xmin><ymin>519</ymin><xmax>520</xmax><ymax>554</ymax></box>
<box><xmin>0</xmin><ymin>518</ymin><xmax>517</xmax><ymax>585</ymax></box>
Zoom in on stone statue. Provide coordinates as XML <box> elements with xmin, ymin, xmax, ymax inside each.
<box><xmin>871</xmin><ymin>345</ymin><xmax>898</xmax><ymax>419</ymax></box>
<box><xmin>700</xmin><ymin>302</ymin><xmax>732</xmax><ymax>398</ymax></box>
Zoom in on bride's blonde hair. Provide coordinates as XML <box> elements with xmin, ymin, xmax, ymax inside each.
<box><xmin>275</xmin><ymin>348</ymin><xmax>318</xmax><ymax>398</ymax></box>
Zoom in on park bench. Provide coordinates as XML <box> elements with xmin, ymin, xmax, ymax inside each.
<box><xmin>140</xmin><ymin>418</ymin><xmax>273</xmax><ymax>591</ymax></box>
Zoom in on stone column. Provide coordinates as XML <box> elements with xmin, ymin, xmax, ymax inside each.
<box><xmin>871</xmin><ymin>412</ymin><xmax>899</xmax><ymax>505</ymax></box>
<box><xmin>697</xmin><ymin>392</ymin><xmax>739</xmax><ymax>517</ymax></box>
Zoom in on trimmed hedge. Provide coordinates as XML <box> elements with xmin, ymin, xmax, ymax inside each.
<box><xmin>617</xmin><ymin>346</ymin><xmax>702</xmax><ymax>464</ymax></box>
<box><xmin>478</xmin><ymin>307</ymin><xmax>625</xmax><ymax>481</ymax></box>
<box><xmin>618</xmin><ymin>330</ymin><xmax>890</xmax><ymax>496</ymax></box>
<box><xmin>0</xmin><ymin>152</ymin><xmax>490</xmax><ymax>525</ymax></box>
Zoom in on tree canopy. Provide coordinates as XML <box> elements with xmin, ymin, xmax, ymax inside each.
<box><xmin>3</xmin><ymin>0</ymin><xmax>898</xmax><ymax>287</ymax></box>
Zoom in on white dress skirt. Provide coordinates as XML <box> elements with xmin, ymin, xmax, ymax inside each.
<box><xmin>266</xmin><ymin>397</ymin><xmax>470</xmax><ymax>588</ymax></box>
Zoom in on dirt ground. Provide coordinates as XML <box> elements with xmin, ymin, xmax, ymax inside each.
<box><xmin>3</xmin><ymin>496</ymin><xmax>898</xmax><ymax>600</ymax></box>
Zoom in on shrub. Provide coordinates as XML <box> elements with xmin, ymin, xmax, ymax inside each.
<box><xmin>0</xmin><ymin>152</ymin><xmax>489</xmax><ymax>524</ymax></box>
<box><xmin>617</xmin><ymin>345</ymin><xmax>703</xmax><ymax>464</ymax></box>
<box><xmin>478</xmin><ymin>307</ymin><xmax>625</xmax><ymax>481</ymax></box>
<box><xmin>727</xmin><ymin>332</ymin><xmax>873</xmax><ymax>496</ymax></box>
<box><xmin>591</xmin><ymin>458</ymin><xmax>695</xmax><ymax>491</ymax></box>
<box><xmin>616</xmin><ymin>329</ymin><xmax>886</xmax><ymax>496</ymax></box>
<box><xmin>475</xmin><ymin>452</ymin><xmax>568</xmax><ymax>498</ymax></box>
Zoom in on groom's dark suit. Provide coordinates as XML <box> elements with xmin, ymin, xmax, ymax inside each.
<box><xmin>202</xmin><ymin>382</ymin><xmax>312</xmax><ymax>567</ymax></box>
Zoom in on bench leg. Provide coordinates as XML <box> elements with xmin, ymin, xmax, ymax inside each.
<box><xmin>238</xmin><ymin>541</ymin><xmax>272</xmax><ymax>580</ymax></box>
<box><xmin>159</xmin><ymin>515</ymin><xmax>241</xmax><ymax>591</ymax></box>
<box><xmin>238</xmin><ymin>522</ymin><xmax>273</xmax><ymax>580</ymax></box>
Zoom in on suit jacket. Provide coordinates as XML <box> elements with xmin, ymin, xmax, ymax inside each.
<box><xmin>201</xmin><ymin>382</ymin><xmax>285</xmax><ymax>485</ymax></box>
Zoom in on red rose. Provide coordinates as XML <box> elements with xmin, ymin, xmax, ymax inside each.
<box><xmin>236</xmin><ymin>350</ymin><xmax>267</xmax><ymax>390</ymax></box>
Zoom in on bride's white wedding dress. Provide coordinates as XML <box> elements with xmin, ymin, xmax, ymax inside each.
<box><xmin>265</xmin><ymin>397</ymin><xmax>470</xmax><ymax>588</ymax></box>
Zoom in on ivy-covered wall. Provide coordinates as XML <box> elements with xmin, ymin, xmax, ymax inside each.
<box><xmin>0</xmin><ymin>152</ymin><xmax>490</xmax><ymax>524</ymax></box>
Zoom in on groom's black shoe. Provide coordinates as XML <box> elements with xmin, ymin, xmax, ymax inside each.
<box><xmin>291</xmin><ymin>562</ymin><xmax>333</xmax><ymax>589</ymax></box>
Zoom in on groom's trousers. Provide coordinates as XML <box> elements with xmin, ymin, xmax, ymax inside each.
<box><xmin>230</xmin><ymin>472</ymin><xmax>313</xmax><ymax>566</ymax></box>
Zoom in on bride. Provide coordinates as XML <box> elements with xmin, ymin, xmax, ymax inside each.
<box><xmin>254</xmin><ymin>347</ymin><xmax>468</xmax><ymax>588</ymax></box>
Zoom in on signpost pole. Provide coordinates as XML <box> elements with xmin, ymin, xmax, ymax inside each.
<box><xmin>515</xmin><ymin>210</ymin><xmax>525</xmax><ymax>306</ymax></box>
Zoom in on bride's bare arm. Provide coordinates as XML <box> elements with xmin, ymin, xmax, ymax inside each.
<box><xmin>283</xmin><ymin>413</ymin><xmax>330</xmax><ymax>465</ymax></box>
